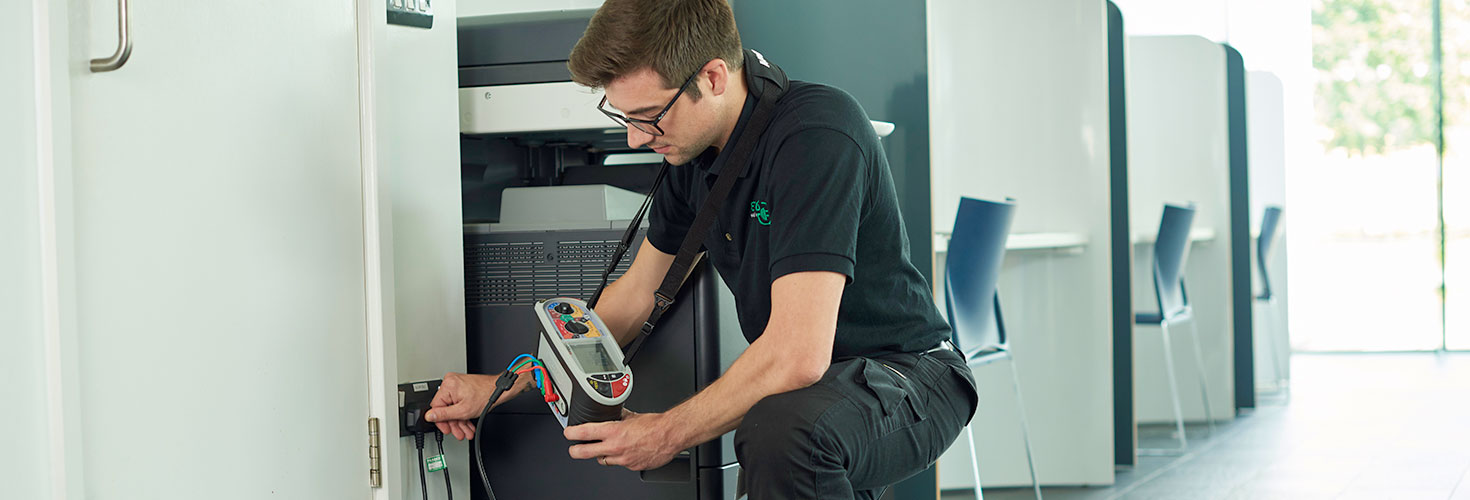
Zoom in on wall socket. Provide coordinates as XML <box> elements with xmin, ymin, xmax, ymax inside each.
<box><xmin>398</xmin><ymin>379</ymin><xmax>442</xmax><ymax>437</ymax></box>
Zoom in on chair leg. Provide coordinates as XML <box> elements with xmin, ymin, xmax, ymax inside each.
<box><xmin>1259</xmin><ymin>299</ymin><xmax>1286</xmax><ymax>394</ymax></box>
<box><xmin>1271</xmin><ymin>299</ymin><xmax>1291</xmax><ymax>400</ymax></box>
<box><xmin>1007</xmin><ymin>359</ymin><xmax>1042</xmax><ymax>500</ymax></box>
<box><xmin>1140</xmin><ymin>320</ymin><xmax>1189</xmax><ymax>456</ymax></box>
<box><xmin>1185</xmin><ymin>319</ymin><xmax>1216</xmax><ymax>437</ymax></box>
<box><xmin>965</xmin><ymin>424</ymin><xmax>984</xmax><ymax>500</ymax></box>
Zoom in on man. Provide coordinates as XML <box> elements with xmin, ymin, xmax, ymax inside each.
<box><xmin>426</xmin><ymin>0</ymin><xmax>978</xmax><ymax>498</ymax></box>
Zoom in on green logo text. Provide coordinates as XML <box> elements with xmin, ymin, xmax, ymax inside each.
<box><xmin>750</xmin><ymin>201</ymin><xmax>771</xmax><ymax>226</ymax></box>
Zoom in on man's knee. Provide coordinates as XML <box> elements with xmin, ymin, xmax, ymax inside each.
<box><xmin>737</xmin><ymin>393</ymin><xmax>806</xmax><ymax>459</ymax></box>
<box><xmin>735</xmin><ymin>390</ymin><xmax>841</xmax><ymax>467</ymax></box>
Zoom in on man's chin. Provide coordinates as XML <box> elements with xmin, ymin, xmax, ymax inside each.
<box><xmin>661</xmin><ymin>152</ymin><xmax>692</xmax><ymax>166</ymax></box>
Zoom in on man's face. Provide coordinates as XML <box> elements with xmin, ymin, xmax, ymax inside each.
<box><xmin>604</xmin><ymin>66</ymin><xmax>721</xmax><ymax>166</ymax></box>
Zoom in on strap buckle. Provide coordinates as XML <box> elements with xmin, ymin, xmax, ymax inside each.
<box><xmin>653</xmin><ymin>291</ymin><xmax>675</xmax><ymax>310</ymax></box>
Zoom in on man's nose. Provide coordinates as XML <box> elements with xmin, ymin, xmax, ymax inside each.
<box><xmin>626</xmin><ymin>125</ymin><xmax>654</xmax><ymax>149</ymax></box>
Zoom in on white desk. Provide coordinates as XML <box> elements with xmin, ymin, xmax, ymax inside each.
<box><xmin>933</xmin><ymin>231</ymin><xmax>1089</xmax><ymax>254</ymax></box>
<box><xmin>1130</xmin><ymin>227</ymin><xmax>1216</xmax><ymax>245</ymax></box>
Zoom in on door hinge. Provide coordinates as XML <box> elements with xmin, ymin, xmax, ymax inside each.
<box><xmin>368</xmin><ymin>417</ymin><xmax>382</xmax><ymax>488</ymax></box>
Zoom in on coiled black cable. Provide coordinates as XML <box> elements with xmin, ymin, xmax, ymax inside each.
<box><xmin>472</xmin><ymin>369</ymin><xmax>518</xmax><ymax>500</ymax></box>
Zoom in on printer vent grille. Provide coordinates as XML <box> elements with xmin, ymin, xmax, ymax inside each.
<box><xmin>465</xmin><ymin>239</ymin><xmax>633</xmax><ymax>307</ymax></box>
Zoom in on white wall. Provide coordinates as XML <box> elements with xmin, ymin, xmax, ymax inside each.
<box><xmin>1</xmin><ymin>1</ymin><xmax>54</xmax><ymax>498</ymax></box>
<box><xmin>1127</xmin><ymin>35</ymin><xmax>1237</xmax><ymax>424</ymax></box>
<box><xmin>1247</xmin><ymin>71</ymin><xmax>1290</xmax><ymax>388</ymax></box>
<box><xmin>370</xmin><ymin>2</ymin><xmax>473</xmax><ymax>499</ymax></box>
<box><xmin>929</xmin><ymin>0</ymin><xmax>1116</xmax><ymax>487</ymax></box>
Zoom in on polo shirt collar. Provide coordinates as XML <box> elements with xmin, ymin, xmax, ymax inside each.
<box><xmin>696</xmin><ymin>49</ymin><xmax>788</xmax><ymax>179</ymax></box>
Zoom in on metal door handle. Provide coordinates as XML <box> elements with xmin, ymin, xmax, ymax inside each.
<box><xmin>90</xmin><ymin>0</ymin><xmax>131</xmax><ymax>72</ymax></box>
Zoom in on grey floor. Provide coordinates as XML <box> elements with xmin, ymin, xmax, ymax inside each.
<box><xmin>944</xmin><ymin>352</ymin><xmax>1470</xmax><ymax>500</ymax></box>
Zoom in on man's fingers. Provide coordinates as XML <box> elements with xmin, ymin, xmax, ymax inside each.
<box><xmin>426</xmin><ymin>402</ymin><xmax>475</xmax><ymax>423</ymax></box>
<box><xmin>563</xmin><ymin>421</ymin><xmax>612</xmax><ymax>441</ymax></box>
<box><xmin>457</xmin><ymin>421</ymin><xmax>476</xmax><ymax>441</ymax></box>
<box><xmin>430</xmin><ymin>382</ymin><xmax>457</xmax><ymax>409</ymax></box>
<box><xmin>434</xmin><ymin>420</ymin><xmax>451</xmax><ymax>436</ymax></box>
<box><xmin>567</xmin><ymin>440</ymin><xmax>617</xmax><ymax>461</ymax></box>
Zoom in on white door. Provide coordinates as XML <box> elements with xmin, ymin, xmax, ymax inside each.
<box><xmin>66</xmin><ymin>0</ymin><xmax>371</xmax><ymax>497</ymax></box>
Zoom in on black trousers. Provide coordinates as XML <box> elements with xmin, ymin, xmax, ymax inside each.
<box><xmin>734</xmin><ymin>346</ymin><xmax>979</xmax><ymax>500</ymax></box>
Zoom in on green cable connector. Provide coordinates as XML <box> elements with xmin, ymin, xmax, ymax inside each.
<box><xmin>426</xmin><ymin>454</ymin><xmax>447</xmax><ymax>473</ymax></box>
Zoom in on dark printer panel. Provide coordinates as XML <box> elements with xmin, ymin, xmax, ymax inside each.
<box><xmin>463</xmin><ymin>228</ymin><xmax>743</xmax><ymax>500</ymax></box>
<box><xmin>457</xmin><ymin>12</ymin><xmax>588</xmax><ymax>87</ymax></box>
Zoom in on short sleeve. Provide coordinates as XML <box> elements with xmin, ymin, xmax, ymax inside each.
<box><xmin>646</xmin><ymin>163</ymin><xmax>695</xmax><ymax>255</ymax></box>
<box><xmin>767</xmin><ymin>128</ymin><xmax>866</xmax><ymax>282</ymax></box>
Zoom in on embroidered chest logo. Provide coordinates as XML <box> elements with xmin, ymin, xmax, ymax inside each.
<box><xmin>749</xmin><ymin>201</ymin><xmax>772</xmax><ymax>226</ymax></box>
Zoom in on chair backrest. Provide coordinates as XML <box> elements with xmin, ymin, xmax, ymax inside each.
<box><xmin>1256</xmin><ymin>205</ymin><xmax>1284</xmax><ymax>299</ymax></box>
<box><xmin>944</xmin><ymin>197</ymin><xmax>1016</xmax><ymax>361</ymax></box>
<box><xmin>1152</xmin><ymin>203</ymin><xmax>1197</xmax><ymax>319</ymax></box>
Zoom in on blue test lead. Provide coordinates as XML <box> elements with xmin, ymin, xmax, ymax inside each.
<box><xmin>506</xmin><ymin>354</ymin><xmax>538</xmax><ymax>371</ymax></box>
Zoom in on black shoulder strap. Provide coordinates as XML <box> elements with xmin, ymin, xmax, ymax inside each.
<box><xmin>623</xmin><ymin>49</ymin><xmax>788</xmax><ymax>361</ymax></box>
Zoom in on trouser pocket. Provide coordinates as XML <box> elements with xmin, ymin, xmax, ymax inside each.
<box><xmin>857</xmin><ymin>358</ymin><xmax>928</xmax><ymax>435</ymax></box>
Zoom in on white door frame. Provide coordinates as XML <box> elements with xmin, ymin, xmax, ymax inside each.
<box><xmin>33</xmin><ymin>0</ymin><xmax>85</xmax><ymax>497</ymax></box>
<box><xmin>355</xmin><ymin>2</ymin><xmax>401</xmax><ymax>499</ymax></box>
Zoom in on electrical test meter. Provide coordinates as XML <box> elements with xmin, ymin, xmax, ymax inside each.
<box><xmin>534</xmin><ymin>297</ymin><xmax>632</xmax><ymax>427</ymax></box>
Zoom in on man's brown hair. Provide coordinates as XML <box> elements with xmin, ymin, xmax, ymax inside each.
<box><xmin>568</xmin><ymin>0</ymin><xmax>744</xmax><ymax>99</ymax></box>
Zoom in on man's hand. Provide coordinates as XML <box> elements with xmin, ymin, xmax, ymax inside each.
<box><xmin>425</xmin><ymin>372</ymin><xmax>523</xmax><ymax>441</ymax></box>
<box><xmin>564</xmin><ymin>409</ymin><xmax>682</xmax><ymax>471</ymax></box>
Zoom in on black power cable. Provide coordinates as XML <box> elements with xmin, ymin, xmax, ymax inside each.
<box><xmin>473</xmin><ymin>369</ymin><xmax>518</xmax><ymax>500</ymax></box>
<box><xmin>414</xmin><ymin>433</ymin><xmax>430</xmax><ymax>500</ymax></box>
<box><xmin>434</xmin><ymin>430</ymin><xmax>453</xmax><ymax>500</ymax></box>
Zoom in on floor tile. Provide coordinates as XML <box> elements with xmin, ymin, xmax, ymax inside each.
<box><xmin>1335</xmin><ymin>489</ymin><xmax>1457</xmax><ymax>500</ymax></box>
<box><xmin>943</xmin><ymin>354</ymin><xmax>1470</xmax><ymax>500</ymax></box>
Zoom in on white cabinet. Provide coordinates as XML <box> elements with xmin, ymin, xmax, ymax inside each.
<box><xmin>21</xmin><ymin>0</ymin><xmax>512</xmax><ymax>497</ymax></box>
<box><xmin>29</xmin><ymin>0</ymin><xmax>378</xmax><ymax>497</ymax></box>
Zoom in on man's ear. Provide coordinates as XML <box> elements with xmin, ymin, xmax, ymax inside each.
<box><xmin>704</xmin><ymin>58</ymin><xmax>731</xmax><ymax>98</ymax></box>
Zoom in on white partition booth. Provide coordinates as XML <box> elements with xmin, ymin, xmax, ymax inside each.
<box><xmin>1126</xmin><ymin>35</ymin><xmax>1239</xmax><ymax>426</ymax></box>
<box><xmin>928</xmin><ymin>0</ymin><xmax>1117</xmax><ymax>488</ymax></box>
<box><xmin>1248</xmin><ymin>71</ymin><xmax>1291</xmax><ymax>391</ymax></box>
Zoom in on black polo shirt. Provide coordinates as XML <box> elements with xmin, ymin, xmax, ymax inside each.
<box><xmin>647</xmin><ymin>75</ymin><xmax>951</xmax><ymax>360</ymax></box>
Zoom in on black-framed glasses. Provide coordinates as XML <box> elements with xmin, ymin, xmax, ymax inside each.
<box><xmin>597</xmin><ymin>71</ymin><xmax>699</xmax><ymax>137</ymax></box>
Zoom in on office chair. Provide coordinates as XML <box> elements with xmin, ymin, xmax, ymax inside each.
<box><xmin>944</xmin><ymin>197</ymin><xmax>1041</xmax><ymax>500</ymax></box>
<box><xmin>1134</xmin><ymin>202</ymin><xmax>1213</xmax><ymax>455</ymax></box>
<box><xmin>1255</xmin><ymin>206</ymin><xmax>1287</xmax><ymax>394</ymax></box>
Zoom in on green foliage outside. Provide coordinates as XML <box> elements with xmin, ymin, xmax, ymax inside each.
<box><xmin>1442</xmin><ymin>0</ymin><xmax>1470</xmax><ymax>137</ymax></box>
<box><xmin>1312</xmin><ymin>0</ymin><xmax>1437</xmax><ymax>156</ymax></box>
